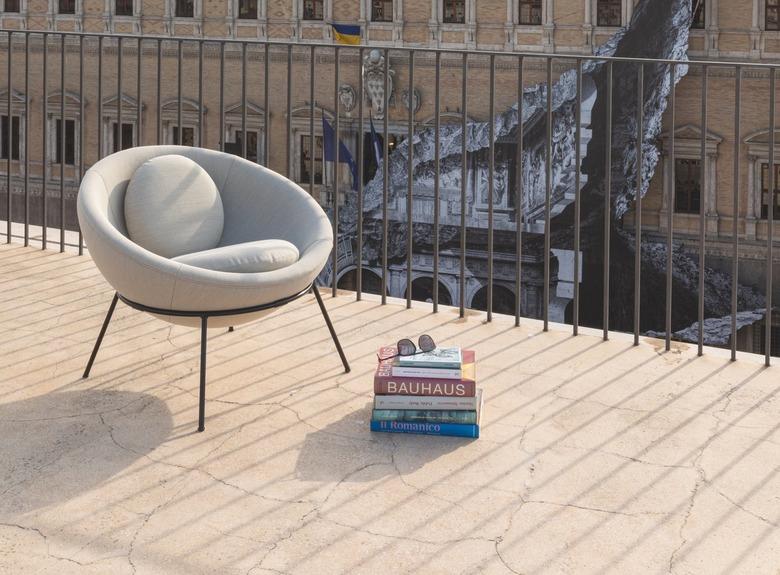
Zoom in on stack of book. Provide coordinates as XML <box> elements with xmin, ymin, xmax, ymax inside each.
<box><xmin>369</xmin><ymin>346</ymin><xmax>482</xmax><ymax>438</ymax></box>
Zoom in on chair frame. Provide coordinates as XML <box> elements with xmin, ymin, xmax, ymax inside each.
<box><xmin>82</xmin><ymin>284</ymin><xmax>350</xmax><ymax>432</ymax></box>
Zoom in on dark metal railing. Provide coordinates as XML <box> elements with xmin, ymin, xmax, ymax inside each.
<box><xmin>1</xmin><ymin>29</ymin><xmax>778</xmax><ymax>365</ymax></box>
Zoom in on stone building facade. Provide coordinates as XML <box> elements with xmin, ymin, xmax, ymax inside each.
<box><xmin>0</xmin><ymin>0</ymin><xmax>779</xmax><ymax>351</ymax></box>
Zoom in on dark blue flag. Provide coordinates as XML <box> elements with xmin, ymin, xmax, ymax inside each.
<box><xmin>322</xmin><ymin>115</ymin><xmax>358</xmax><ymax>191</ymax></box>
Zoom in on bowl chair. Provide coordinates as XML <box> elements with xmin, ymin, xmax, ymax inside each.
<box><xmin>78</xmin><ymin>146</ymin><xmax>350</xmax><ymax>431</ymax></box>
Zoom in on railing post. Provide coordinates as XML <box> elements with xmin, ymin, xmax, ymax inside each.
<box><xmin>59</xmin><ymin>33</ymin><xmax>65</xmax><ymax>252</ymax></box>
<box><xmin>6</xmin><ymin>31</ymin><xmax>12</xmax><ymax>244</ymax></box>
<box><xmin>460</xmin><ymin>51</ymin><xmax>467</xmax><ymax>319</ymax></box>
<box><xmin>603</xmin><ymin>60</ymin><xmax>613</xmax><ymax>341</ymax></box>
<box><xmin>573</xmin><ymin>58</ymin><xmax>582</xmax><ymax>335</ymax></box>
<box><xmin>381</xmin><ymin>47</ymin><xmax>389</xmax><ymax>305</ymax></box>
<box><xmin>42</xmin><ymin>32</ymin><xmax>48</xmax><ymax>250</ymax></box>
<box><xmin>434</xmin><ymin>51</ymin><xmax>441</xmax><ymax>313</ymax></box>
<box><xmin>634</xmin><ymin>63</ymin><xmax>644</xmax><ymax>345</ymax></box>
<box><xmin>698</xmin><ymin>64</ymin><xmax>707</xmax><ymax>356</ymax></box>
<box><xmin>544</xmin><ymin>56</ymin><xmax>552</xmax><ymax>331</ymax></box>
<box><xmin>406</xmin><ymin>49</ymin><xmax>415</xmax><ymax>309</ymax></box>
<box><xmin>332</xmin><ymin>45</ymin><xmax>340</xmax><ymax>298</ymax></box>
<box><xmin>357</xmin><ymin>45</ymin><xmax>364</xmax><ymax>301</ymax></box>
<box><xmin>731</xmin><ymin>66</ymin><xmax>741</xmax><ymax>361</ymax></box>
<box><xmin>666</xmin><ymin>63</ymin><xmax>675</xmax><ymax>351</ymax></box>
<box><xmin>766</xmin><ymin>67</ymin><xmax>775</xmax><ymax>367</ymax></box>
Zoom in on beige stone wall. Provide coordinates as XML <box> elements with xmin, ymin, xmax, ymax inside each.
<box><xmin>1</xmin><ymin>0</ymin><xmax>779</xmax><ymax>246</ymax></box>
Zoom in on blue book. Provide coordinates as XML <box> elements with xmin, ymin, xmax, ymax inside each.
<box><xmin>370</xmin><ymin>419</ymin><xmax>480</xmax><ymax>438</ymax></box>
<box><xmin>372</xmin><ymin>409</ymin><xmax>478</xmax><ymax>425</ymax></box>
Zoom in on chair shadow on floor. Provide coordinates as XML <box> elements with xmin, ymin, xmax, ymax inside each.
<box><xmin>0</xmin><ymin>390</ymin><xmax>171</xmax><ymax>515</ymax></box>
<box><xmin>294</xmin><ymin>401</ymin><xmax>473</xmax><ymax>483</ymax></box>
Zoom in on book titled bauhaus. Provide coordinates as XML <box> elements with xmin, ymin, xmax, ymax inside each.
<box><xmin>374</xmin><ymin>349</ymin><xmax>476</xmax><ymax>396</ymax></box>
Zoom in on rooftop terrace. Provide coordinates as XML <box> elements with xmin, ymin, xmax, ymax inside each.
<box><xmin>1</xmin><ymin>243</ymin><xmax>779</xmax><ymax>574</ymax></box>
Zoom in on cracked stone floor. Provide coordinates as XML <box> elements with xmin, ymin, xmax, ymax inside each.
<box><xmin>1</xmin><ymin>243</ymin><xmax>779</xmax><ymax>575</ymax></box>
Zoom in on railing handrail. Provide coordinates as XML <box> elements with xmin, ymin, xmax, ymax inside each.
<box><xmin>1</xmin><ymin>28</ymin><xmax>780</xmax><ymax>70</ymax></box>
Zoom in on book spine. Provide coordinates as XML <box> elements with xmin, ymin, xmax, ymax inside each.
<box><xmin>370</xmin><ymin>420</ymin><xmax>479</xmax><ymax>438</ymax></box>
<box><xmin>374</xmin><ymin>378</ymin><xmax>476</xmax><ymax>397</ymax></box>
<box><xmin>391</xmin><ymin>366</ymin><xmax>462</xmax><ymax>379</ymax></box>
<box><xmin>372</xmin><ymin>409</ymin><xmax>478</xmax><ymax>425</ymax></box>
<box><xmin>373</xmin><ymin>395</ymin><xmax>478</xmax><ymax>410</ymax></box>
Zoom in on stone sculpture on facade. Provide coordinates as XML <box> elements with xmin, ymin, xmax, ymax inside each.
<box><xmin>362</xmin><ymin>49</ymin><xmax>394</xmax><ymax>119</ymax></box>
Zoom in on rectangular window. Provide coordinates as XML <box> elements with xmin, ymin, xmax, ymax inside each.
<box><xmin>768</xmin><ymin>0</ymin><xmax>780</xmax><ymax>30</ymax></box>
<box><xmin>596</xmin><ymin>0</ymin><xmax>621</xmax><ymax>27</ymax></box>
<box><xmin>761</xmin><ymin>163</ymin><xmax>780</xmax><ymax>219</ymax></box>
<box><xmin>4</xmin><ymin>0</ymin><xmax>20</xmax><ymax>12</ymax></box>
<box><xmin>172</xmin><ymin>126</ymin><xmax>194</xmax><ymax>146</ymax></box>
<box><xmin>175</xmin><ymin>0</ymin><xmax>193</xmax><ymax>17</ymax></box>
<box><xmin>115</xmin><ymin>0</ymin><xmax>133</xmax><ymax>16</ymax></box>
<box><xmin>238</xmin><ymin>0</ymin><xmax>257</xmax><ymax>19</ymax></box>
<box><xmin>300</xmin><ymin>134</ymin><xmax>323</xmax><ymax>184</ymax></box>
<box><xmin>112</xmin><ymin>122</ymin><xmax>134</xmax><ymax>153</ymax></box>
<box><xmin>371</xmin><ymin>0</ymin><xmax>392</xmax><ymax>21</ymax></box>
<box><xmin>225</xmin><ymin>130</ymin><xmax>259</xmax><ymax>163</ymax></box>
<box><xmin>59</xmin><ymin>0</ymin><xmax>76</xmax><ymax>14</ymax></box>
<box><xmin>518</xmin><ymin>0</ymin><xmax>541</xmax><ymax>25</ymax></box>
<box><xmin>443</xmin><ymin>0</ymin><xmax>465</xmax><ymax>23</ymax></box>
<box><xmin>302</xmin><ymin>0</ymin><xmax>323</xmax><ymax>20</ymax></box>
<box><xmin>674</xmin><ymin>158</ymin><xmax>701</xmax><ymax>214</ymax></box>
<box><xmin>691</xmin><ymin>0</ymin><xmax>705</xmax><ymax>28</ymax></box>
<box><xmin>0</xmin><ymin>115</ymin><xmax>20</xmax><ymax>161</ymax></box>
<box><xmin>55</xmin><ymin>118</ymin><xmax>76</xmax><ymax>165</ymax></box>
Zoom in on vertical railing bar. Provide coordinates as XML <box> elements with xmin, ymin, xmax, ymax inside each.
<box><xmin>156</xmin><ymin>39</ymin><xmax>161</xmax><ymax>145</ymax></box>
<box><xmin>573</xmin><ymin>58</ymin><xmax>582</xmax><ymax>334</ymax></box>
<box><xmin>219</xmin><ymin>42</ymin><xmax>225</xmax><ymax>151</ymax></box>
<box><xmin>666</xmin><ymin>63</ymin><xmax>675</xmax><ymax>350</ymax></box>
<box><xmin>460</xmin><ymin>52</ymin><xmax>467</xmax><ymax>318</ymax></box>
<box><xmin>766</xmin><ymin>67</ymin><xmax>775</xmax><ymax>367</ymax></box>
<box><xmin>731</xmin><ymin>65</ymin><xmax>741</xmax><ymax>361</ymax></box>
<box><xmin>487</xmin><ymin>53</ymin><xmax>496</xmax><ymax>322</ymax></box>
<box><xmin>406</xmin><ymin>50</ymin><xmax>414</xmax><ymax>309</ymax></box>
<box><xmin>308</xmin><ymin>45</ymin><xmax>315</xmax><ymax>197</ymax></box>
<box><xmin>382</xmin><ymin>47</ymin><xmax>389</xmax><ymax>305</ymax></box>
<box><xmin>698</xmin><ymin>64</ymin><xmax>707</xmax><ymax>356</ymax></box>
<box><xmin>543</xmin><ymin>56</ymin><xmax>552</xmax><ymax>331</ymax></box>
<box><xmin>434</xmin><ymin>51</ymin><xmax>441</xmax><ymax>313</ymax></box>
<box><xmin>286</xmin><ymin>44</ymin><xmax>292</xmax><ymax>179</ymax></box>
<box><xmin>264</xmin><ymin>43</ymin><xmax>270</xmax><ymax>165</ymax></box>
<box><xmin>137</xmin><ymin>37</ymin><xmax>143</xmax><ymax>148</ymax></box>
<box><xmin>197</xmin><ymin>40</ymin><xmax>203</xmax><ymax>149</ymax></box>
<box><xmin>59</xmin><ymin>33</ymin><xmax>65</xmax><ymax>252</ymax></box>
<box><xmin>634</xmin><ymin>63</ymin><xmax>643</xmax><ymax>345</ymax></box>
<box><xmin>357</xmin><ymin>46</ymin><xmax>364</xmax><ymax>301</ymax></box>
<box><xmin>42</xmin><ymin>33</ymin><xmax>48</xmax><ymax>250</ymax></box>
<box><xmin>118</xmin><ymin>36</ymin><xmax>123</xmax><ymax>155</ymax></box>
<box><xmin>6</xmin><ymin>31</ymin><xmax>11</xmax><ymax>244</ymax></box>
<box><xmin>332</xmin><ymin>45</ymin><xmax>340</xmax><ymax>298</ymax></box>
<box><xmin>177</xmin><ymin>40</ymin><xmax>182</xmax><ymax>145</ymax></box>
<box><xmin>23</xmin><ymin>32</ymin><xmax>29</xmax><ymax>247</ymax></box>
<box><xmin>241</xmin><ymin>42</ymin><xmax>247</xmax><ymax>159</ymax></box>
<box><xmin>97</xmin><ymin>36</ymin><xmax>103</xmax><ymax>159</ymax></box>
<box><xmin>515</xmin><ymin>56</ymin><xmax>524</xmax><ymax>327</ymax></box>
<box><xmin>603</xmin><ymin>60</ymin><xmax>613</xmax><ymax>340</ymax></box>
<box><xmin>78</xmin><ymin>35</ymin><xmax>84</xmax><ymax>254</ymax></box>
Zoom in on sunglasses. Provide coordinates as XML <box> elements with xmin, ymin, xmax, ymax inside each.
<box><xmin>377</xmin><ymin>335</ymin><xmax>436</xmax><ymax>362</ymax></box>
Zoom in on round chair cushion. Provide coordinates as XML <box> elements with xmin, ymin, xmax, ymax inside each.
<box><xmin>172</xmin><ymin>240</ymin><xmax>300</xmax><ymax>273</ymax></box>
<box><xmin>124</xmin><ymin>154</ymin><xmax>224</xmax><ymax>258</ymax></box>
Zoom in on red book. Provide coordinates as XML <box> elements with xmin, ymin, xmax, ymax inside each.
<box><xmin>374</xmin><ymin>349</ymin><xmax>476</xmax><ymax>397</ymax></box>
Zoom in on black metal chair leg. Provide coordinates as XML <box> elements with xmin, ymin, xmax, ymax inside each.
<box><xmin>198</xmin><ymin>316</ymin><xmax>208</xmax><ymax>432</ymax></box>
<box><xmin>312</xmin><ymin>285</ymin><xmax>350</xmax><ymax>373</ymax></box>
<box><xmin>83</xmin><ymin>292</ymin><xmax>119</xmax><ymax>378</ymax></box>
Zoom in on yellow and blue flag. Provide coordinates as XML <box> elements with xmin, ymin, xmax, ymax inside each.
<box><xmin>331</xmin><ymin>23</ymin><xmax>361</xmax><ymax>45</ymax></box>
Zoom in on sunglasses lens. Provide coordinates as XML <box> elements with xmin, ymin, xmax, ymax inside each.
<box><xmin>397</xmin><ymin>339</ymin><xmax>416</xmax><ymax>356</ymax></box>
<box><xmin>418</xmin><ymin>335</ymin><xmax>435</xmax><ymax>352</ymax></box>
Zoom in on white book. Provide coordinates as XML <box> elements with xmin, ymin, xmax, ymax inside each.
<box><xmin>374</xmin><ymin>389</ymin><xmax>482</xmax><ymax>411</ymax></box>
<box><xmin>390</xmin><ymin>365</ymin><xmax>462</xmax><ymax>379</ymax></box>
